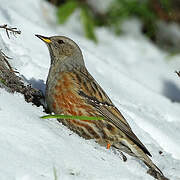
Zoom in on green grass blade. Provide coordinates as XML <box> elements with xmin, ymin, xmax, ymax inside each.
<box><xmin>53</xmin><ymin>166</ymin><xmax>58</xmax><ymax>180</ymax></box>
<box><xmin>41</xmin><ymin>114</ymin><xmax>103</xmax><ymax>120</ymax></box>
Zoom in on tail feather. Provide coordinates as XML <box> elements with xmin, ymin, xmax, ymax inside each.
<box><xmin>113</xmin><ymin>142</ymin><xmax>169</xmax><ymax>180</ymax></box>
<box><xmin>142</xmin><ymin>156</ymin><xmax>169</xmax><ymax>180</ymax></box>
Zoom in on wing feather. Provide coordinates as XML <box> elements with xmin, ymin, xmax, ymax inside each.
<box><xmin>77</xmin><ymin>68</ymin><xmax>151</xmax><ymax>156</ymax></box>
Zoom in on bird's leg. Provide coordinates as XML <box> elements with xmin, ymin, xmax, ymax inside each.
<box><xmin>110</xmin><ymin>144</ymin><xmax>128</xmax><ymax>162</ymax></box>
<box><xmin>120</xmin><ymin>151</ymin><xmax>127</xmax><ymax>162</ymax></box>
<box><xmin>106</xmin><ymin>142</ymin><xmax>127</xmax><ymax>161</ymax></box>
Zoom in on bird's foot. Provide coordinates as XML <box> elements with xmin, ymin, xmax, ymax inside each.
<box><xmin>120</xmin><ymin>151</ymin><xmax>127</xmax><ymax>162</ymax></box>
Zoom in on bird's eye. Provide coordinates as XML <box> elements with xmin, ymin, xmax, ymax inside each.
<box><xmin>58</xmin><ymin>40</ymin><xmax>64</xmax><ymax>44</ymax></box>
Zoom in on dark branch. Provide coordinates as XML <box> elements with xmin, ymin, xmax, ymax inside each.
<box><xmin>0</xmin><ymin>24</ymin><xmax>21</xmax><ymax>39</ymax></box>
<box><xmin>0</xmin><ymin>51</ymin><xmax>45</xmax><ymax>108</ymax></box>
<box><xmin>0</xmin><ymin>50</ymin><xmax>14</xmax><ymax>71</ymax></box>
<box><xmin>175</xmin><ymin>71</ymin><xmax>180</xmax><ymax>77</ymax></box>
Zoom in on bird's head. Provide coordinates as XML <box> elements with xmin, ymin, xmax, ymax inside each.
<box><xmin>35</xmin><ymin>35</ymin><xmax>84</xmax><ymax>69</ymax></box>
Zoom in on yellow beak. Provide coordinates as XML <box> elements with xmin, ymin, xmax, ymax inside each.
<box><xmin>35</xmin><ymin>34</ymin><xmax>51</xmax><ymax>44</ymax></box>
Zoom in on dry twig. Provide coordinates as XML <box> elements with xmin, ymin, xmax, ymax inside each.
<box><xmin>175</xmin><ymin>71</ymin><xmax>180</xmax><ymax>77</ymax></box>
<box><xmin>0</xmin><ymin>24</ymin><xmax>21</xmax><ymax>38</ymax></box>
<box><xmin>0</xmin><ymin>49</ymin><xmax>13</xmax><ymax>71</ymax></box>
<box><xmin>0</xmin><ymin>35</ymin><xmax>45</xmax><ymax>108</ymax></box>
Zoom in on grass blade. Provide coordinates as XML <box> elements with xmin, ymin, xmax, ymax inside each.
<box><xmin>41</xmin><ymin>114</ymin><xmax>103</xmax><ymax>120</ymax></box>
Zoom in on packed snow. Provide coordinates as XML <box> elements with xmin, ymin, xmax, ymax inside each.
<box><xmin>0</xmin><ymin>0</ymin><xmax>180</xmax><ymax>179</ymax></box>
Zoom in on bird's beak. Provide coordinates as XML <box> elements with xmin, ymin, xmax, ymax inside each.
<box><xmin>35</xmin><ymin>34</ymin><xmax>51</xmax><ymax>44</ymax></box>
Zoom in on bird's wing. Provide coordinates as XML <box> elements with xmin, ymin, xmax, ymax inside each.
<box><xmin>77</xmin><ymin>68</ymin><xmax>151</xmax><ymax>156</ymax></box>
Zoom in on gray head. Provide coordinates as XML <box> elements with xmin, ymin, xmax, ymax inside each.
<box><xmin>35</xmin><ymin>35</ymin><xmax>85</xmax><ymax>70</ymax></box>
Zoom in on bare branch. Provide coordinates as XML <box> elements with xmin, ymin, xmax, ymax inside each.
<box><xmin>0</xmin><ymin>24</ymin><xmax>21</xmax><ymax>39</ymax></box>
<box><xmin>0</xmin><ymin>49</ymin><xmax>14</xmax><ymax>72</ymax></box>
<box><xmin>175</xmin><ymin>70</ymin><xmax>180</xmax><ymax>77</ymax></box>
<box><xmin>0</xmin><ymin>52</ymin><xmax>45</xmax><ymax>108</ymax></box>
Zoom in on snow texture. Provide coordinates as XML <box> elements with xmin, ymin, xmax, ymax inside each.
<box><xmin>0</xmin><ymin>0</ymin><xmax>180</xmax><ymax>179</ymax></box>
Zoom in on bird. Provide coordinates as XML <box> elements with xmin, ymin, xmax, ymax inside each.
<box><xmin>35</xmin><ymin>34</ymin><xmax>168</xmax><ymax>180</ymax></box>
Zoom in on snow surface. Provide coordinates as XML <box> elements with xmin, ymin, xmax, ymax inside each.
<box><xmin>0</xmin><ymin>0</ymin><xmax>180</xmax><ymax>179</ymax></box>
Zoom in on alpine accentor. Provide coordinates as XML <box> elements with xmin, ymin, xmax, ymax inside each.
<box><xmin>36</xmin><ymin>34</ymin><xmax>168</xmax><ymax>180</ymax></box>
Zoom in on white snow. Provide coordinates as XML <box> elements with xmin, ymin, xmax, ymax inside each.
<box><xmin>0</xmin><ymin>0</ymin><xmax>180</xmax><ymax>179</ymax></box>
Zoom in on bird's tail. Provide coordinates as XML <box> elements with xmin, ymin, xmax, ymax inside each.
<box><xmin>114</xmin><ymin>142</ymin><xmax>169</xmax><ymax>180</ymax></box>
<box><xmin>139</xmin><ymin>153</ymin><xmax>169</xmax><ymax>180</ymax></box>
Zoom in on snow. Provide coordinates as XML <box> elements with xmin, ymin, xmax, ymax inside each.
<box><xmin>0</xmin><ymin>0</ymin><xmax>180</xmax><ymax>179</ymax></box>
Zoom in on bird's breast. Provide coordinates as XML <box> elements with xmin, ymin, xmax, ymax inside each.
<box><xmin>46</xmin><ymin>71</ymin><xmax>96</xmax><ymax>116</ymax></box>
<box><xmin>46</xmin><ymin>71</ymin><xmax>122</xmax><ymax>143</ymax></box>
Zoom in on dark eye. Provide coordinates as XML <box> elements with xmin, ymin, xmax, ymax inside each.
<box><xmin>58</xmin><ymin>40</ymin><xmax>64</xmax><ymax>44</ymax></box>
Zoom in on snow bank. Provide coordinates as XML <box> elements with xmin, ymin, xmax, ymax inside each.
<box><xmin>0</xmin><ymin>0</ymin><xmax>180</xmax><ymax>179</ymax></box>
